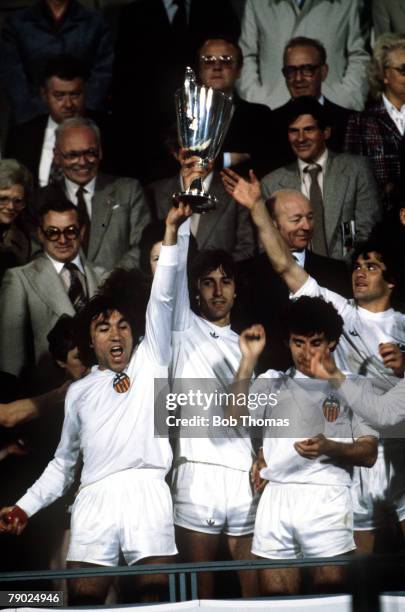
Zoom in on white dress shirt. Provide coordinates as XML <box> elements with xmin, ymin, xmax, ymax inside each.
<box><xmin>65</xmin><ymin>177</ymin><xmax>96</xmax><ymax>219</ymax></box>
<box><xmin>38</xmin><ymin>116</ymin><xmax>58</xmax><ymax>187</ymax></box>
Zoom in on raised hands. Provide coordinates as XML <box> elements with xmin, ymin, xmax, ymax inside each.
<box><xmin>221</xmin><ymin>168</ymin><xmax>263</xmax><ymax>210</ymax></box>
<box><xmin>239</xmin><ymin>324</ymin><xmax>266</xmax><ymax>366</ymax></box>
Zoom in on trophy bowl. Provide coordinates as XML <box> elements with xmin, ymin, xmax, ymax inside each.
<box><xmin>173</xmin><ymin>67</ymin><xmax>234</xmax><ymax>213</ymax></box>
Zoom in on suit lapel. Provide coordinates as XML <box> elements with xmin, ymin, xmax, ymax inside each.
<box><xmin>278</xmin><ymin>163</ymin><xmax>301</xmax><ymax>190</ymax></box>
<box><xmin>323</xmin><ymin>152</ymin><xmax>348</xmax><ymax>243</ymax></box>
<box><xmin>23</xmin><ymin>255</ymin><xmax>75</xmax><ymax>316</ymax></box>
<box><xmin>87</xmin><ymin>175</ymin><xmax>115</xmax><ymax>260</ymax></box>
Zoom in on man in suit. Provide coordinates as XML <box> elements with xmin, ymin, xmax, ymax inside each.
<box><xmin>261</xmin><ymin>97</ymin><xmax>381</xmax><ymax>261</ymax></box>
<box><xmin>35</xmin><ymin>116</ymin><xmax>151</xmax><ymax>272</ymax></box>
<box><xmin>235</xmin><ymin>188</ymin><xmax>351</xmax><ymax>371</ymax></box>
<box><xmin>112</xmin><ymin>0</ymin><xmax>240</xmax><ymax>183</ymax></box>
<box><xmin>147</xmin><ymin>137</ymin><xmax>256</xmax><ymax>263</ymax></box>
<box><xmin>197</xmin><ymin>36</ymin><xmax>273</xmax><ymax>177</ymax></box>
<box><xmin>270</xmin><ymin>36</ymin><xmax>353</xmax><ymax>170</ymax></box>
<box><xmin>237</xmin><ymin>0</ymin><xmax>368</xmax><ymax>111</ymax></box>
<box><xmin>5</xmin><ymin>55</ymin><xmax>113</xmax><ymax>187</ymax></box>
<box><xmin>0</xmin><ymin>196</ymin><xmax>106</xmax><ymax>393</ymax></box>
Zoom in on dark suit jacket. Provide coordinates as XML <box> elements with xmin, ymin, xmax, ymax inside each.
<box><xmin>269</xmin><ymin>97</ymin><xmax>353</xmax><ymax>171</ymax></box>
<box><xmin>146</xmin><ymin>173</ymin><xmax>256</xmax><ymax>262</ymax></box>
<box><xmin>112</xmin><ymin>0</ymin><xmax>240</xmax><ymax>182</ymax></box>
<box><xmin>5</xmin><ymin>111</ymin><xmax>114</xmax><ymax>183</ymax></box>
<box><xmin>219</xmin><ymin>94</ymin><xmax>273</xmax><ymax>178</ymax></box>
<box><xmin>235</xmin><ymin>249</ymin><xmax>352</xmax><ymax>372</ymax></box>
<box><xmin>35</xmin><ymin>174</ymin><xmax>151</xmax><ymax>272</ymax></box>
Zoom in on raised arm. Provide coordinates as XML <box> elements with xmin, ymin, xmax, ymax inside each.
<box><xmin>310</xmin><ymin>348</ymin><xmax>405</xmax><ymax>429</ymax></box>
<box><xmin>143</xmin><ymin>204</ymin><xmax>191</xmax><ymax>365</ymax></box>
<box><xmin>221</xmin><ymin>168</ymin><xmax>308</xmax><ymax>293</ymax></box>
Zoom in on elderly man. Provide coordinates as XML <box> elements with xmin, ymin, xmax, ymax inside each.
<box><xmin>35</xmin><ymin>117</ymin><xmax>150</xmax><ymax>272</ymax></box>
<box><xmin>236</xmin><ymin>188</ymin><xmax>351</xmax><ymax>370</ymax></box>
<box><xmin>5</xmin><ymin>55</ymin><xmax>113</xmax><ymax>187</ymax></box>
<box><xmin>197</xmin><ymin>36</ymin><xmax>273</xmax><ymax>176</ymax></box>
<box><xmin>261</xmin><ymin>97</ymin><xmax>381</xmax><ymax>261</ymax></box>
<box><xmin>237</xmin><ymin>0</ymin><xmax>368</xmax><ymax>111</ymax></box>
<box><xmin>0</xmin><ymin>195</ymin><xmax>106</xmax><ymax>393</ymax></box>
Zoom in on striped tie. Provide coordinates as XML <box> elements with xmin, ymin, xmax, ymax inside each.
<box><xmin>64</xmin><ymin>262</ymin><xmax>87</xmax><ymax>312</ymax></box>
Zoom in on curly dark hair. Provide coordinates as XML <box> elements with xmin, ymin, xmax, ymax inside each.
<box><xmin>283</xmin><ymin>296</ymin><xmax>343</xmax><ymax>347</ymax></box>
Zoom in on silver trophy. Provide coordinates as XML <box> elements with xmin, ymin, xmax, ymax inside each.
<box><xmin>173</xmin><ymin>67</ymin><xmax>234</xmax><ymax>213</ymax></box>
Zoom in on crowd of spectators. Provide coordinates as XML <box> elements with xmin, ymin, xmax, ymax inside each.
<box><xmin>1</xmin><ymin>0</ymin><xmax>405</xmax><ymax>605</ymax></box>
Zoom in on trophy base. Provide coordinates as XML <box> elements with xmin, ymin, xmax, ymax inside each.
<box><xmin>172</xmin><ymin>190</ymin><xmax>217</xmax><ymax>213</ymax></box>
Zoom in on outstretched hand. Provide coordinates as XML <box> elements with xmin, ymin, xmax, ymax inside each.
<box><xmin>221</xmin><ymin>168</ymin><xmax>262</xmax><ymax>209</ymax></box>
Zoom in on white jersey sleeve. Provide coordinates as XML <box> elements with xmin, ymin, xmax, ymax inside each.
<box><xmin>291</xmin><ymin>275</ymin><xmax>350</xmax><ymax>316</ymax></box>
<box><xmin>172</xmin><ymin>219</ymin><xmax>192</xmax><ymax>332</ymax></box>
<box><xmin>337</xmin><ymin>377</ymin><xmax>405</xmax><ymax>429</ymax></box>
<box><xmin>15</xmin><ymin>387</ymin><xmax>81</xmax><ymax>517</ymax></box>
<box><xmin>143</xmin><ymin>242</ymin><xmax>178</xmax><ymax>365</ymax></box>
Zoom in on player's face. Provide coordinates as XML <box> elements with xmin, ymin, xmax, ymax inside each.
<box><xmin>287</xmin><ymin>114</ymin><xmax>330</xmax><ymax>163</ymax></box>
<box><xmin>57</xmin><ymin>346</ymin><xmax>89</xmax><ymax>381</ymax></box>
<box><xmin>289</xmin><ymin>332</ymin><xmax>334</xmax><ymax>377</ymax></box>
<box><xmin>199</xmin><ymin>39</ymin><xmax>241</xmax><ymax>95</ymax></box>
<box><xmin>55</xmin><ymin>125</ymin><xmax>101</xmax><ymax>185</ymax></box>
<box><xmin>90</xmin><ymin>310</ymin><xmax>134</xmax><ymax>372</ymax></box>
<box><xmin>352</xmin><ymin>252</ymin><xmax>393</xmax><ymax>305</ymax></box>
<box><xmin>197</xmin><ymin>266</ymin><xmax>236</xmax><ymax>325</ymax></box>
<box><xmin>283</xmin><ymin>45</ymin><xmax>327</xmax><ymax>99</ymax></box>
<box><xmin>42</xmin><ymin>76</ymin><xmax>85</xmax><ymax>123</ymax></box>
<box><xmin>274</xmin><ymin>196</ymin><xmax>314</xmax><ymax>250</ymax></box>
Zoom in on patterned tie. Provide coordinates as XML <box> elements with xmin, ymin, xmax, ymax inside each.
<box><xmin>304</xmin><ymin>165</ymin><xmax>328</xmax><ymax>257</ymax></box>
<box><xmin>113</xmin><ymin>372</ymin><xmax>131</xmax><ymax>393</ymax></box>
<box><xmin>76</xmin><ymin>186</ymin><xmax>91</xmax><ymax>255</ymax></box>
<box><xmin>64</xmin><ymin>262</ymin><xmax>87</xmax><ymax>312</ymax></box>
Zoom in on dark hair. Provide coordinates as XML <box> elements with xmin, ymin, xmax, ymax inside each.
<box><xmin>351</xmin><ymin>239</ymin><xmax>401</xmax><ymax>295</ymax></box>
<box><xmin>37</xmin><ymin>185</ymin><xmax>83</xmax><ymax>225</ymax></box>
<box><xmin>139</xmin><ymin>221</ymin><xmax>166</xmax><ymax>275</ymax></box>
<box><xmin>283</xmin><ymin>296</ymin><xmax>343</xmax><ymax>346</ymax></box>
<box><xmin>47</xmin><ymin>314</ymin><xmax>78</xmax><ymax>363</ymax></box>
<box><xmin>76</xmin><ymin>270</ymin><xmax>150</xmax><ymax>367</ymax></box>
<box><xmin>284</xmin><ymin>96</ymin><xmax>331</xmax><ymax>130</ymax></box>
<box><xmin>189</xmin><ymin>249</ymin><xmax>236</xmax><ymax>311</ymax></box>
<box><xmin>283</xmin><ymin>36</ymin><xmax>327</xmax><ymax>66</ymax></box>
<box><xmin>42</xmin><ymin>55</ymin><xmax>88</xmax><ymax>87</ymax></box>
<box><xmin>197</xmin><ymin>35</ymin><xmax>243</xmax><ymax>69</ymax></box>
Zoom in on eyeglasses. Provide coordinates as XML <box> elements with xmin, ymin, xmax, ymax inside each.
<box><xmin>200</xmin><ymin>55</ymin><xmax>235</xmax><ymax>67</ymax></box>
<box><xmin>387</xmin><ymin>64</ymin><xmax>405</xmax><ymax>76</ymax></box>
<box><xmin>0</xmin><ymin>195</ymin><xmax>25</xmax><ymax>209</ymax></box>
<box><xmin>57</xmin><ymin>148</ymin><xmax>100</xmax><ymax>163</ymax></box>
<box><xmin>41</xmin><ymin>225</ymin><xmax>80</xmax><ymax>241</ymax></box>
<box><xmin>282</xmin><ymin>64</ymin><xmax>322</xmax><ymax>79</ymax></box>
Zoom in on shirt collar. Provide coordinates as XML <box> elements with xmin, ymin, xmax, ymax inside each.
<box><xmin>65</xmin><ymin>176</ymin><xmax>96</xmax><ymax>200</ymax></box>
<box><xmin>46</xmin><ymin>115</ymin><xmax>59</xmax><ymax>132</ymax></box>
<box><xmin>298</xmin><ymin>147</ymin><xmax>328</xmax><ymax>174</ymax></box>
<box><xmin>383</xmin><ymin>93</ymin><xmax>405</xmax><ymax>116</ymax></box>
<box><xmin>46</xmin><ymin>252</ymin><xmax>84</xmax><ymax>274</ymax></box>
<box><xmin>292</xmin><ymin>249</ymin><xmax>306</xmax><ymax>267</ymax></box>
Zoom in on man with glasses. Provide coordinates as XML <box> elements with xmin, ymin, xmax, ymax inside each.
<box><xmin>197</xmin><ymin>36</ymin><xmax>272</xmax><ymax>177</ymax></box>
<box><xmin>35</xmin><ymin>116</ymin><xmax>150</xmax><ymax>272</ymax></box>
<box><xmin>270</xmin><ymin>37</ymin><xmax>353</xmax><ymax>169</ymax></box>
<box><xmin>0</xmin><ymin>195</ymin><xmax>106</xmax><ymax>393</ymax></box>
<box><xmin>237</xmin><ymin>0</ymin><xmax>368</xmax><ymax>111</ymax></box>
